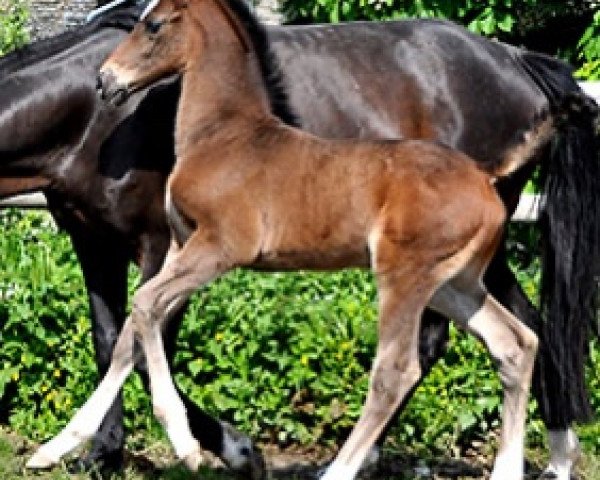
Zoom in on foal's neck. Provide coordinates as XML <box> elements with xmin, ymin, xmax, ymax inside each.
<box><xmin>175</xmin><ymin>0</ymin><xmax>274</xmax><ymax>158</ymax></box>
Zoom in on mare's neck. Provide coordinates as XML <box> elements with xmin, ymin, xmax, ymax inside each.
<box><xmin>0</xmin><ymin>29</ymin><xmax>122</xmax><ymax>154</ymax></box>
<box><xmin>175</xmin><ymin>0</ymin><xmax>273</xmax><ymax>158</ymax></box>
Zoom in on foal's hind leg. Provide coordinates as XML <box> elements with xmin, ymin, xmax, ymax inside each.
<box><xmin>484</xmin><ymin>248</ymin><xmax>581</xmax><ymax>480</ymax></box>
<box><xmin>321</xmin><ymin>268</ymin><xmax>437</xmax><ymax>480</ymax></box>
<box><xmin>431</xmin><ymin>282</ymin><xmax>538</xmax><ymax>480</ymax></box>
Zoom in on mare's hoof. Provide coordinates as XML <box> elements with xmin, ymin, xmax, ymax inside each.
<box><xmin>67</xmin><ymin>450</ymin><xmax>124</xmax><ymax>477</ymax></box>
<box><xmin>539</xmin><ymin>470</ymin><xmax>558</xmax><ymax>479</ymax></box>
<box><xmin>246</xmin><ymin>446</ymin><xmax>267</xmax><ymax>480</ymax></box>
<box><xmin>220</xmin><ymin>421</ymin><xmax>266</xmax><ymax>480</ymax></box>
<box><xmin>538</xmin><ymin>470</ymin><xmax>578</xmax><ymax>480</ymax></box>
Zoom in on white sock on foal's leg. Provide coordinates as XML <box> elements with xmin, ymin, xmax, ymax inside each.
<box><xmin>489</xmin><ymin>437</ymin><xmax>524</xmax><ymax>480</ymax></box>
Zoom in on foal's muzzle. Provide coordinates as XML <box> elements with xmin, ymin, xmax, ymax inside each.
<box><xmin>97</xmin><ymin>69</ymin><xmax>131</xmax><ymax>106</ymax></box>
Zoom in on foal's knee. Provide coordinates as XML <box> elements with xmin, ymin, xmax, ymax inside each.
<box><xmin>131</xmin><ymin>293</ymin><xmax>159</xmax><ymax>334</ymax></box>
<box><xmin>370</xmin><ymin>358</ymin><xmax>422</xmax><ymax>412</ymax></box>
<box><xmin>497</xmin><ymin>327</ymin><xmax>538</xmax><ymax>388</ymax></box>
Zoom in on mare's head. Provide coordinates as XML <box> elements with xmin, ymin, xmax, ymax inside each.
<box><xmin>98</xmin><ymin>0</ymin><xmax>194</xmax><ymax>104</ymax></box>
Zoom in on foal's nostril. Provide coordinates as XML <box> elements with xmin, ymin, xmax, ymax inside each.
<box><xmin>96</xmin><ymin>70</ymin><xmax>127</xmax><ymax>103</ymax></box>
<box><xmin>97</xmin><ymin>71</ymin><xmax>113</xmax><ymax>99</ymax></box>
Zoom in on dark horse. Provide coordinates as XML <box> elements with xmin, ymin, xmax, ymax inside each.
<box><xmin>1</xmin><ymin>0</ymin><xmax>598</xmax><ymax>478</ymax></box>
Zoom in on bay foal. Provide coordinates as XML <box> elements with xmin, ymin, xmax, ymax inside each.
<box><xmin>29</xmin><ymin>0</ymin><xmax>542</xmax><ymax>477</ymax></box>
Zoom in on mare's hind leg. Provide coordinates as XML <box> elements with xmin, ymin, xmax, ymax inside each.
<box><xmin>321</xmin><ymin>268</ymin><xmax>438</xmax><ymax>480</ymax></box>
<box><xmin>431</xmin><ymin>282</ymin><xmax>538</xmax><ymax>480</ymax></box>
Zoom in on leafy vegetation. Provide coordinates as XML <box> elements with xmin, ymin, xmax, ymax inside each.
<box><xmin>1</xmin><ymin>211</ymin><xmax>599</xmax><ymax>459</ymax></box>
<box><xmin>578</xmin><ymin>10</ymin><xmax>600</xmax><ymax>79</ymax></box>
<box><xmin>0</xmin><ymin>0</ymin><xmax>28</xmax><ymax>55</ymax></box>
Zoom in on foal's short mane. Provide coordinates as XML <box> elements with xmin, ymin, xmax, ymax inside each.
<box><xmin>218</xmin><ymin>0</ymin><xmax>298</xmax><ymax>126</ymax></box>
<box><xmin>0</xmin><ymin>1</ymin><xmax>143</xmax><ymax>76</ymax></box>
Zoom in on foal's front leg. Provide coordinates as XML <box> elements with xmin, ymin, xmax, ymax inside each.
<box><xmin>127</xmin><ymin>234</ymin><xmax>234</xmax><ymax>469</ymax></box>
<box><xmin>139</xmin><ymin>236</ymin><xmax>265</xmax><ymax>476</ymax></box>
<box><xmin>27</xmin><ymin>235</ymin><xmax>232</xmax><ymax>470</ymax></box>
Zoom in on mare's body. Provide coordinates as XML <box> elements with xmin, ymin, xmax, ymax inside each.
<box><xmin>2</xmin><ymin>1</ymin><xmax>598</xmax><ymax>477</ymax></box>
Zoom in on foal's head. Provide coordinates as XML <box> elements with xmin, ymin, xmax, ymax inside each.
<box><xmin>99</xmin><ymin>0</ymin><xmax>192</xmax><ymax>104</ymax></box>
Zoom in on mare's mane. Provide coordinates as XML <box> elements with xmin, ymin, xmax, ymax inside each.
<box><xmin>0</xmin><ymin>1</ymin><xmax>143</xmax><ymax>76</ymax></box>
<box><xmin>217</xmin><ymin>0</ymin><xmax>298</xmax><ymax>126</ymax></box>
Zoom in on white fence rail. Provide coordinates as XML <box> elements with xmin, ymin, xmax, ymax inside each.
<box><xmin>1</xmin><ymin>82</ymin><xmax>599</xmax><ymax>220</ymax></box>
<box><xmin>0</xmin><ymin>192</ymin><xmax>47</xmax><ymax>208</ymax></box>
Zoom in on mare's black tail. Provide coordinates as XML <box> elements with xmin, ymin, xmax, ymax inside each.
<box><xmin>520</xmin><ymin>51</ymin><xmax>600</xmax><ymax>427</ymax></box>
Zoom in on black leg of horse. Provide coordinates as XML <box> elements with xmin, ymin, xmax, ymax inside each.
<box><xmin>51</xmin><ymin>208</ymin><xmax>130</xmax><ymax>472</ymax></box>
<box><xmin>483</xmin><ymin>245</ymin><xmax>539</xmax><ymax>332</ymax></box>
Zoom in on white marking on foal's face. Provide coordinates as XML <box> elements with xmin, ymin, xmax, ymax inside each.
<box><xmin>103</xmin><ymin>62</ymin><xmax>141</xmax><ymax>91</ymax></box>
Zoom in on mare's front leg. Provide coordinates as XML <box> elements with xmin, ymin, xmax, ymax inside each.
<box><xmin>25</xmin><ymin>237</ymin><xmax>198</xmax><ymax>468</ymax></box>
<box><xmin>484</xmin><ymin>247</ymin><xmax>580</xmax><ymax>480</ymax></box>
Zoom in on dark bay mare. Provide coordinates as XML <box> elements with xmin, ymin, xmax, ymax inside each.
<box><xmin>1</xmin><ymin>0</ymin><xmax>598</xmax><ymax>478</ymax></box>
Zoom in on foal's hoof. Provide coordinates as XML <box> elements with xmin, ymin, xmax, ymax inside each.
<box><xmin>220</xmin><ymin>421</ymin><xmax>267</xmax><ymax>480</ymax></box>
<box><xmin>182</xmin><ymin>447</ymin><xmax>205</xmax><ymax>472</ymax></box>
<box><xmin>26</xmin><ymin>448</ymin><xmax>58</xmax><ymax>470</ymax></box>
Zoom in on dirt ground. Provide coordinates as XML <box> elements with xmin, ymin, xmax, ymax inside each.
<box><xmin>1</xmin><ymin>427</ymin><xmax>597</xmax><ymax>480</ymax></box>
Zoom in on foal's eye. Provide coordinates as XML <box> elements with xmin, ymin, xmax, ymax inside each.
<box><xmin>145</xmin><ymin>19</ymin><xmax>163</xmax><ymax>35</ymax></box>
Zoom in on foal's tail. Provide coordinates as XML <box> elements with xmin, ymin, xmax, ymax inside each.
<box><xmin>517</xmin><ymin>51</ymin><xmax>600</xmax><ymax>427</ymax></box>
